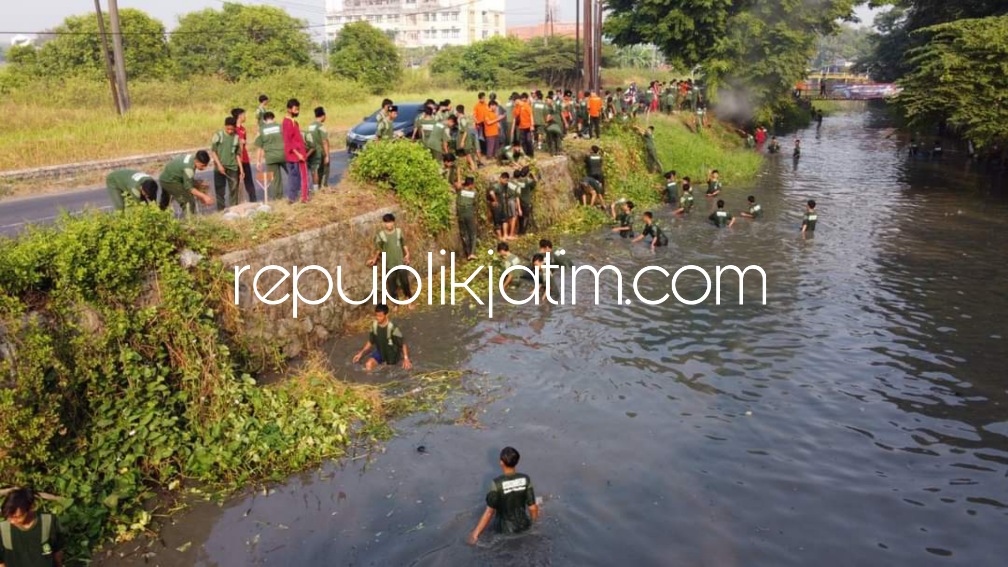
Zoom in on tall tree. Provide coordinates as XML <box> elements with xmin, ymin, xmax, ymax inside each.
<box><xmin>11</xmin><ymin>9</ymin><xmax>172</xmax><ymax>80</ymax></box>
<box><xmin>328</xmin><ymin>22</ymin><xmax>402</xmax><ymax>94</ymax></box>
<box><xmin>897</xmin><ymin>15</ymin><xmax>1008</xmax><ymax>149</ymax></box>
<box><xmin>171</xmin><ymin>3</ymin><xmax>315</xmax><ymax>80</ymax></box>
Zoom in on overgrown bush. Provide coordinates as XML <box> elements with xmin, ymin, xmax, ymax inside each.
<box><xmin>0</xmin><ymin>206</ymin><xmax>382</xmax><ymax>562</ymax></box>
<box><xmin>349</xmin><ymin>139</ymin><xmax>454</xmax><ymax>232</ymax></box>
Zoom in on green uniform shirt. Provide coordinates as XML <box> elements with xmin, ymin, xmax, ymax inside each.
<box><xmin>159</xmin><ymin>154</ymin><xmax>199</xmax><ymax>189</ymax></box>
<box><xmin>427</xmin><ymin>123</ymin><xmax>449</xmax><ymax>153</ymax></box>
<box><xmin>642</xmin><ymin>223</ymin><xmax>668</xmax><ymax>246</ymax></box>
<box><xmin>749</xmin><ymin>203</ymin><xmax>763</xmax><ymax>218</ymax></box>
<box><xmin>255</xmin><ymin>106</ymin><xmax>267</xmax><ymax>132</ymax></box>
<box><xmin>369</xmin><ymin>321</ymin><xmax>404</xmax><ymax>365</ymax></box>
<box><xmin>520</xmin><ymin>177</ymin><xmax>536</xmax><ymax>206</ymax></box>
<box><xmin>254</xmin><ymin>123</ymin><xmax>286</xmax><ymax>165</ymax></box>
<box><xmin>498</xmin><ymin>145</ymin><xmax>519</xmax><ymax>164</ymax></box>
<box><xmin>586</xmin><ymin>154</ymin><xmax>603</xmax><ymax>177</ymax></box>
<box><xmin>210</xmin><ymin>129</ymin><xmax>240</xmax><ymax>170</ymax></box>
<box><xmin>706</xmin><ymin>180</ymin><xmax>722</xmax><ymax>195</ymax></box>
<box><xmin>107</xmin><ymin>169</ymin><xmax>154</xmax><ymax>200</ymax></box>
<box><xmin>802</xmin><ymin>211</ymin><xmax>817</xmax><ymax>232</ymax></box>
<box><xmin>617</xmin><ymin>210</ymin><xmax>634</xmax><ymax>236</ymax></box>
<box><xmin>417</xmin><ymin>116</ymin><xmax>437</xmax><ymax>142</ymax></box>
<box><xmin>644</xmin><ymin>131</ymin><xmax>656</xmax><ymax>150</ymax></box>
<box><xmin>308</xmin><ymin>121</ymin><xmax>328</xmax><ymax>156</ymax></box>
<box><xmin>375</xmin><ymin>227</ymin><xmax>406</xmax><ymax>267</ymax></box>
<box><xmin>0</xmin><ymin>515</ymin><xmax>64</xmax><ymax>567</ymax></box>
<box><xmin>376</xmin><ymin>113</ymin><xmax>394</xmax><ymax>140</ymax></box>
<box><xmin>532</xmin><ymin>101</ymin><xmax>546</xmax><ymax>127</ymax></box>
<box><xmin>681</xmin><ymin>190</ymin><xmax>695</xmax><ymax>212</ymax></box>
<box><xmin>709</xmin><ymin>209</ymin><xmax>733</xmax><ymax>228</ymax></box>
<box><xmin>665</xmin><ymin>181</ymin><xmax>678</xmax><ymax>203</ymax></box>
<box><xmin>457</xmin><ymin>186</ymin><xmax>477</xmax><ymax>215</ymax></box>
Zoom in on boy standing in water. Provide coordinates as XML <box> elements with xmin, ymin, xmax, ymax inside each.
<box><xmin>633</xmin><ymin>211</ymin><xmax>669</xmax><ymax>250</ymax></box>
<box><xmin>662</xmin><ymin>170</ymin><xmax>678</xmax><ymax>205</ymax></box>
<box><xmin>673</xmin><ymin>178</ymin><xmax>694</xmax><ymax>215</ymax></box>
<box><xmin>709</xmin><ymin>199</ymin><xmax>735</xmax><ymax>228</ymax></box>
<box><xmin>793</xmin><ymin>139</ymin><xmax>802</xmax><ymax>159</ymax></box>
<box><xmin>705</xmin><ymin>169</ymin><xmax>722</xmax><ymax>197</ymax></box>
<box><xmin>352</xmin><ymin>304</ymin><xmax>412</xmax><ymax>371</ymax></box>
<box><xmin>740</xmin><ymin>195</ymin><xmax>762</xmax><ymax>219</ymax></box>
<box><xmin>801</xmin><ymin>199</ymin><xmax>817</xmax><ymax>237</ymax></box>
<box><xmin>469</xmin><ymin>446</ymin><xmax>539</xmax><ymax>544</ymax></box>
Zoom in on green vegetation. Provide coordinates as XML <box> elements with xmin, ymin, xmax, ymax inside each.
<box><xmin>171</xmin><ymin>3</ymin><xmax>315</xmax><ymax>81</ymax></box>
<box><xmin>896</xmin><ymin>15</ymin><xmax>1008</xmax><ymax>148</ymax></box>
<box><xmin>428</xmin><ymin>36</ymin><xmax>616</xmax><ymax>89</ymax></box>
<box><xmin>349</xmin><ymin>140</ymin><xmax>455</xmax><ymax>232</ymax></box>
<box><xmin>604</xmin><ymin>0</ymin><xmax>859</xmax><ymax>121</ymax></box>
<box><xmin>329</xmin><ymin>22</ymin><xmax>403</xmax><ymax>94</ymax></box>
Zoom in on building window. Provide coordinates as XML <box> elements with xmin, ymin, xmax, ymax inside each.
<box><xmin>375</xmin><ymin>15</ymin><xmax>382</xmax><ymax>22</ymax></box>
<box><xmin>452</xmin><ymin>28</ymin><xmax>460</xmax><ymax>39</ymax></box>
<box><xmin>452</xmin><ymin>11</ymin><xmax>459</xmax><ymax>21</ymax></box>
<box><xmin>495</xmin><ymin>14</ymin><xmax>500</xmax><ymax>26</ymax></box>
<box><xmin>482</xmin><ymin>11</ymin><xmax>488</xmax><ymax>24</ymax></box>
<box><xmin>441</xmin><ymin>29</ymin><xmax>449</xmax><ymax>39</ymax></box>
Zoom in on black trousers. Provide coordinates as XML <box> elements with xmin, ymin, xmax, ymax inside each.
<box><xmin>214</xmin><ymin>168</ymin><xmax>240</xmax><ymax>210</ymax></box>
<box><xmin>589</xmin><ymin>117</ymin><xmax>601</xmax><ymax>139</ymax></box>
<box><xmin>458</xmin><ymin>213</ymin><xmax>477</xmax><ymax>257</ymax></box>
<box><xmin>240</xmin><ymin>162</ymin><xmax>256</xmax><ymax>202</ymax></box>
<box><xmin>519</xmin><ymin>129</ymin><xmax>534</xmax><ymax>158</ymax></box>
<box><xmin>518</xmin><ymin>200</ymin><xmax>534</xmax><ymax>234</ymax></box>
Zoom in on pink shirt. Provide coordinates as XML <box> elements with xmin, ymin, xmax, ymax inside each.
<box><xmin>282</xmin><ymin>116</ymin><xmax>305</xmax><ymax>162</ymax></box>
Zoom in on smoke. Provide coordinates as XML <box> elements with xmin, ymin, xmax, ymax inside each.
<box><xmin>714</xmin><ymin>87</ymin><xmax>757</xmax><ymax>125</ymax></box>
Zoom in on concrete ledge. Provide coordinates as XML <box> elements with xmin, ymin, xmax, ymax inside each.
<box><xmin>0</xmin><ymin>149</ymin><xmax>203</xmax><ymax>182</ymax></box>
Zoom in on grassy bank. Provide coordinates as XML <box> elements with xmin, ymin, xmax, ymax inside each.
<box><xmin>0</xmin><ymin>68</ymin><xmax>518</xmax><ymax>172</ymax></box>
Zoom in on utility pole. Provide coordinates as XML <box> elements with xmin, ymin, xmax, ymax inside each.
<box><xmin>93</xmin><ymin>0</ymin><xmax>122</xmax><ymax>115</ymax></box>
<box><xmin>108</xmin><ymin>0</ymin><xmax>131</xmax><ymax>112</ymax></box>
<box><xmin>583</xmin><ymin>0</ymin><xmax>592</xmax><ymax>92</ymax></box>
<box><xmin>575</xmin><ymin>0</ymin><xmax>581</xmax><ymax>91</ymax></box>
<box><xmin>594</xmin><ymin>0</ymin><xmax>602</xmax><ymax>92</ymax></box>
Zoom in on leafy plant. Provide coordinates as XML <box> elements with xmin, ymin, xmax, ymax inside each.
<box><xmin>349</xmin><ymin>139</ymin><xmax>454</xmax><ymax>232</ymax></box>
<box><xmin>329</xmin><ymin>22</ymin><xmax>403</xmax><ymax>94</ymax></box>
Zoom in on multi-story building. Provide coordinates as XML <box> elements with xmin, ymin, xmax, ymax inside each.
<box><xmin>325</xmin><ymin>0</ymin><xmax>507</xmax><ymax>48</ymax></box>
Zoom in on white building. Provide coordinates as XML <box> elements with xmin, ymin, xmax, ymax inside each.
<box><xmin>325</xmin><ymin>0</ymin><xmax>506</xmax><ymax>48</ymax></box>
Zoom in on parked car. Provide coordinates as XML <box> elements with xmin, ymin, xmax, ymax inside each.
<box><xmin>346</xmin><ymin>103</ymin><xmax>424</xmax><ymax>154</ymax></box>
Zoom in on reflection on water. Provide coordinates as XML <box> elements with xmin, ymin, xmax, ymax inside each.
<box><xmin>106</xmin><ymin>109</ymin><xmax>1008</xmax><ymax>567</ymax></box>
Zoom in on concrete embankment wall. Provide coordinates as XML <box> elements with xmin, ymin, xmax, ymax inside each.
<box><xmin>219</xmin><ymin>154</ymin><xmax>577</xmax><ymax>358</ymax></box>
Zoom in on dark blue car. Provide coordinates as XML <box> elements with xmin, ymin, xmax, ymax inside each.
<box><xmin>346</xmin><ymin>103</ymin><xmax>424</xmax><ymax>154</ymax></box>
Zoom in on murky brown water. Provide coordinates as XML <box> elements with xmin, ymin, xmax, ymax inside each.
<box><xmin>105</xmin><ymin>108</ymin><xmax>1008</xmax><ymax>566</ymax></box>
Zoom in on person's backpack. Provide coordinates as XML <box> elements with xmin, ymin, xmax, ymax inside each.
<box><xmin>1</xmin><ymin>513</ymin><xmax>52</xmax><ymax>552</ymax></box>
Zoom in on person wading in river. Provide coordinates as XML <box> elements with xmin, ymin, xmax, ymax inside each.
<box><xmin>352</xmin><ymin>304</ymin><xmax>412</xmax><ymax>371</ymax></box>
<box><xmin>801</xmin><ymin>199</ymin><xmax>818</xmax><ymax>238</ymax></box>
<box><xmin>468</xmin><ymin>446</ymin><xmax>539</xmax><ymax>545</ymax></box>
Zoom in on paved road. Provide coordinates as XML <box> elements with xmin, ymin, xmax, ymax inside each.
<box><xmin>0</xmin><ymin>152</ymin><xmax>351</xmax><ymax>236</ymax></box>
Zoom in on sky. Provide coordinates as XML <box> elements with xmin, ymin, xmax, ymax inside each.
<box><xmin>3</xmin><ymin>0</ymin><xmax>878</xmax><ymax>40</ymax></box>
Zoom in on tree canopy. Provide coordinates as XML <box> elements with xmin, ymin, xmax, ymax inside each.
<box><xmin>897</xmin><ymin>15</ymin><xmax>1008</xmax><ymax>149</ymax></box>
<box><xmin>329</xmin><ymin>22</ymin><xmax>402</xmax><ymax>94</ymax></box>
<box><xmin>604</xmin><ymin>0</ymin><xmax>859</xmax><ymax>115</ymax></box>
<box><xmin>171</xmin><ymin>3</ymin><xmax>315</xmax><ymax>80</ymax></box>
<box><xmin>11</xmin><ymin>9</ymin><xmax>173</xmax><ymax>80</ymax></box>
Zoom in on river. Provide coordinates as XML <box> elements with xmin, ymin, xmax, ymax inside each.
<box><xmin>107</xmin><ymin>107</ymin><xmax>1008</xmax><ymax>566</ymax></box>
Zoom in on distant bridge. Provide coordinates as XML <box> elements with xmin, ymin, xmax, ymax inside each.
<box><xmin>796</xmin><ymin>73</ymin><xmax>900</xmax><ymax>101</ymax></box>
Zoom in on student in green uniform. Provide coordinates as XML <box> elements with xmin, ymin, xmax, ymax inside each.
<box><xmin>497</xmin><ymin>144</ymin><xmax>523</xmax><ymax>165</ymax></box>
<box><xmin>709</xmin><ymin>199</ymin><xmax>735</xmax><ymax>228</ymax></box>
<box><xmin>375</xmin><ymin>105</ymin><xmax>397</xmax><ymax>141</ymax></box>
<box><xmin>505</xmin><ymin>169</ymin><xmax>522</xmax><ymax>240</ymax></box>
<box><xmin>673</xmin><ymin>178</ymin><xmax>695</xmax><ymax>215</ymax></box>
<box><xmin>517</xmin><ymin>166</ymin><xmax>536</xmax><ymax>235</ymax></box>
<box><xmin>586</xmin><ymin>146</ymin><xmax>604</xmax><ymax>186</ymax></box>
<box><xmin>532</xmin><ymin>92</ymin><xmax>547</xmax><ymax>150</ymax></box>
<box><xmin>455</xmin><ymin>105</ymin><xmax>479</xmax><ymax>171</ymax></box>
<box><xmin>489</xmin><ymin>172</ymin><xmax>509</xmax><ymax>240</ymax></box>
<box><xmin>633</xmin><ymin>211</ymin><xmax>669</xmax><ymax>250</ymax></box>
<box><xmin>105</xmin><ymin>169</ymin><xmax>158</xmax><ymax>211</ymax></box>
<box><xmin>495</xmin><ymin>242</ymin><xmax>522</xmax><ymax>288</ymax></box>
<box><xmin>612</xmin><ymin>200</ymin><xmax>635</xmax><ymax>238</ymax></box>
<box><xmin>538</xmin><ymin>239</ymin><xmax>573</xmax><ymax>271</ymax></box>
<box><xmin>1</xmin><ymin>488</ymin><xmax>65</xmax><ymax>567</ymax></box>
<box><xmin>642</xmin><ymin>126</ymin><xmax>663</xmax><ymax>173</ymax></box>
<box><xmin>368</xmin><ymin>213</ymin><xmax>414</xmax><ymax>307</ymax></box>
<box><xmin>578</xmin><ymin>177</ymin><xmax>603</xmax><ymax>207</ymax></box>
<box><xmin>413</xmin><ymin>105</ymin><xmax>437</xmax><ymax>143</ymax></box>
<box><xmin>255</xmin><ymin>94</ymin><xmax>269</xmax><ymax>135</ymax></box>
<box><xmin>740</xmin><ymin>195</ymin><xmax>762</xmax><ymax>219</ymax></box>
<box><xmin>801</xmin><ymin>199</ymin><xmax>817</xmax><ymax>237</ymax></box>
<box><xmin>706</xmin><ymin>169</ymin><xmax>722</xmax><ymax>198</ymax></box>
<box><xmin>545</xmin><ymin>113</ymin><xmax>563</xmax><ymax>156</ymax></box>
<box><xmin>158</xmin><ymin>151</ymin><xmax>214</xmax><ymax>214</ymax></box>
<box><xmin>352</xmin><ymin>304</ymin><xmax>412</xmax><ymax>371</ymax></box>
<box><xmin>254</xmin><ymin>112</ymin><xmax>287</xmax><ymax>201</ymax></box>
<box><xmin>443</xmin><ymin>153</ymin><xmax>463</xmax><ymax>192</ymax></box>
<box><xmin>662</xmin><ymin>170</ymin><xmax>678</xmax><ymax>205</ymax></box>
<box><xmin>456</xmin><ymin>176</ymin><xmax>479</xmax><ymax>260</ymax></box>
<box><xmin>426</xmin><ymin>115</ymin><xmax>456</xmax><ymax>161</ymax></box>
<box><xmin>308</xmin><ymin>107</ymin><xmax>330</xmax><ymax>190</ymax></box>
<box><xmin>793</xmin><ymin>138</ymin><xmax>802</xmax><ymax>159</ymax></box>
<box><xmin>469</xmin><ymin>446</ymin><xmax>539</xmax><ymax>544</ymax></box>
<box><xmin>209</xmin><ymin>116</ymin><xmax>243</xmax><ymax>210</ymax></box>
<box><xmin>768</xmin><ymin>136</ymin><xmax>781</xmax><ymax>154</ymax></box>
